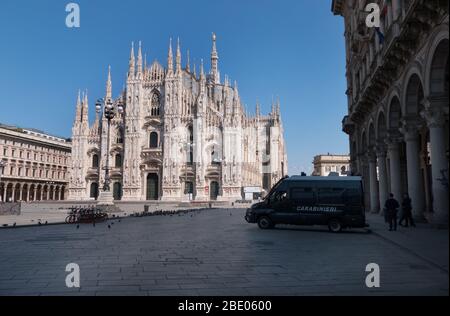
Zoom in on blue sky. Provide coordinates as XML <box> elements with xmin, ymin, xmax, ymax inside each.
<box><xmin>0</xmin><ymin>0</ymin><xmax>348</xmax><ymax>175</ymax></box>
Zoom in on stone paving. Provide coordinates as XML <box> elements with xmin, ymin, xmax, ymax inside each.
<box><xmin>0</xmin><ymin>208</ymin><xmax>448</xmax><ymax>296</ymax></box>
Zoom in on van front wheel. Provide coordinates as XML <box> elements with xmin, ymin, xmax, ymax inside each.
<box><xmin>257</xmin><ymin>216</ymin><xmax>274</xmax><ymax>229</ymax></box>
<box><xmin>328</xmin><ymin>218</ymin><xmax>342</xmax><ymax>232</ymax></box>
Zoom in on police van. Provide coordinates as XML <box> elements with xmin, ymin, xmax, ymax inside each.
<box><xmin>245</xmin><ymin>176</ymin><xmax>367</xmax><ymax>232</ymax></box>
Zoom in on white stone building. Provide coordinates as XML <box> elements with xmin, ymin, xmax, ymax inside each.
<box><xmin>332</xmin><ymin>0</ymin><xmax>448</xmax><ymax>224</ymax></box>
<box><xmin>312</xmin><ymin>154</ymin><xmax>350</xmax><ymax>176</ymax></box>
<box><xmin>0</xmin><ymin>124</ymin><xmax>71</xmax><ymax>202</ymax></box>
<box><xmin>68</xmin><ymin>34</ymin><xmax>288</xmax><ymax>202</ymax></box>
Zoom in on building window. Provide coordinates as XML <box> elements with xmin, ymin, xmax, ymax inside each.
<box><xmin>115</xmin><ymin>154</ymin><xmax>122</xmax><ymax>167</ymax></box>
<box><xmin>149</xmin><ymin>132</ymin><xmax>158</xmax><ymax>148</ymax></box>
<box><xmin>151</xmin><ymin>92</ymin><xmax>160</xmax><ymax>116</ymax></box>
<box><xmin>117</xmin><ymin>127</ymin><xmax>124</xmax><ymax>144</ymax></box>
<box><xmin>92</xmin><ymin>154</ymin><xmax>99</xmax><ymax>168</ymax></box>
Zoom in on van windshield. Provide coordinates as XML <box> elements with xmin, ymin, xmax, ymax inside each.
<box><xmin>264</xmin><ymin>176</ymin><xmax>288</xmax><ymax>201</ymax></box>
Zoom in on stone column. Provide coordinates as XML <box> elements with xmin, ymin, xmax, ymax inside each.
<box><xmin>422</xmin><ymin>107</ymin><xmax>449</xmax><ymax>225</ymax></box>
<box><xmin>59</xmin><ymin>186</ymin><xmax>63</xmax><ymax>200</ymax></box>
<box><xmin>11</xmin><ymin>184</ymin><xmax>16</xmax><ymax>202</ymax></box>
<box><xmin>2</xmin><ymin>182</ymin><xmax>7</xmax><ymax>202</ymax></box>
<box><xmin>376</xmin><ymin>144</ymin><xmax>389</xmax><ymax>214</ymax></box>
<box><xmin>401</xmin><ymin>120</ymin><xmax>426</xmax><ymax>220</ymax></box>
<box><xmin>367</xmin><ymin>151</ymin><xmax>380</xmax><ymax>213</ymax></box>
<box><xmin>19</xmin><ymin>184</ymin><xmax>23</xmax><ymax>201</ymax></box>
<box><xmin>386</xmin><ymin>137</ymin><xmax>403</xmax><ymax>202</ymax></box>
<box><xmin>33</xmin><ymin>187</ymin><xmax>37</xmax><ymax>201</ymax></box>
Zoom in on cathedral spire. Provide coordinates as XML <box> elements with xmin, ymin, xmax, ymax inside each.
<box><xmin>176</xmin><ymin>38</ymin><xmax>182</xmax><ymax>74</ymax></box>
<box><xmin>128</xmin><ymin>41</ymin><xmax>135</xmax><ymax>79</ymax></box>
<box><xmin>81</xmin><ymin>90</ymin><xmax>89</xmax><ymax>123</ymax></box>
<box><xmin>256</xmin><ymin>100</ymin><xmax>261</xmax><ymax>117</ymax></box>
<box><xmin>106</xmin><ymin>65</ymin><xmax>112</xmax><ymax>99</ymax></box>
<box><xmin>137</xmin><ymin>41</ymin><xmax>143</xmax><ymax>78</ymax></box>
<box><xmin>167</xmin><ymin>38</ymin><xmax>174</xmax><ymax>75</ymax></box>
<box><xmin>193</xmin><ymin>59</ymin><xmax>197</xmax><ymax>78</ymax></box>
<box><xmin>200</xmin><ymin>58</ymin><xmax>205</xmax><ymax>81</ymax></box>
<box><xmin>210</xmin><ymin>32</ymin><xmax>220</xmax><ymax>84</ymax></box>
<box><xmin>186</xmin><ymin>49</ymin><xmax>191</xmax><ymax>73</ymax></box>
<box><xmin>75</xmin><ymin>89</ymin><xmax>82</xmax><ymax>123</ymax></box>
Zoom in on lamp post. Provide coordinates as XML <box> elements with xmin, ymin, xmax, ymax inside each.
<box><xmin>95</xmin><ymin>97</ymin><xmax>123</xmax><ymax>204</ymax></box>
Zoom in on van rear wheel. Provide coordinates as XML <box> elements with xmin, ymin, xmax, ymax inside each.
<box><xmin>257</xmin><ymin>216</ymin><xmax>274</xmax><ymax>229</ymax></box>
<box><xmin>328</xmin><ymin>218</ymin><xmax>342</xmax><ymax>233</ymax></box>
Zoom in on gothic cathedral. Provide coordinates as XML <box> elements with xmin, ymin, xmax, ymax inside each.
<box><xmin>68</xmin><ymin>34</ymin><xmax>288</xmax><ymax>201</ymax></box>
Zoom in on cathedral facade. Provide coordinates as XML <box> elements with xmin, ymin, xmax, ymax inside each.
<box><xmin>68</xmin><ymin>34</ymin><xmax>288</xmax><ymax>202</ymax></box>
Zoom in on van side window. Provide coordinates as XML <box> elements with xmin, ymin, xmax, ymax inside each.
<box><xmin>317</xmin><ymin>188</ymin><xmax>346</xmax><ymax>205</ymax></box>
<box><xmin>290</xmin><ymin>187</ymin><xmax>315</xmax><ymax>205</ymax></box>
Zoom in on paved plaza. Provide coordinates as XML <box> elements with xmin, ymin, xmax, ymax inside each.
<box><xmin>0</xmin><ymin>208</ymin><xmax>448</xmax><ymax>296</ymax></box>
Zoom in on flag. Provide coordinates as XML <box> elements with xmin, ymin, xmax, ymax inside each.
<box><xmin>375</xmin><ymin>27</ymin><xmax>385</xmax><ymax>44</ymax></box>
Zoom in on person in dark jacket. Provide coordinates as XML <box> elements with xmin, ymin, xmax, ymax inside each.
<box><xmin>385</xmin><ymin>193</ymin><xmax>400</xmax><ymax>231</ymax></box>
<box><xmin>399</xmin><ymin>193</ymin><xmax>416</xmax><ymax>227</ymax></box>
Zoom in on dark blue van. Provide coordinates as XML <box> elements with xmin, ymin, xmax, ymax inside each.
<box><xmin>245</xmin><ymin>176</ymin><xmax>368</xmax><ymax>232</ymax></box>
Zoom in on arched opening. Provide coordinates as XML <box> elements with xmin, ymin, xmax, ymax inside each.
<box><xmin>92</xmin><ymin>154</ymin><xmax>99</xmax><ymax>168</ymax></box>
<box><xmin>42</xmin><ymin>185</ymin><xmax>48</xmax><ymax>201</ymax></box>
<box><xmin>115</xmin><ymin>154</ymin><xmax>123</xmax><ymax>168</ymax></box>
<box><xmin>429</xmin><ymin>39</ymin><xmax>449</xmax><ymax>96</ymax></box>
<box><xmin>149</xmin><ymin>132</ymin><xmax>158</xmax><ymax>148</ymax></box>
<box><xmin>405</xmin><ymin>74</ymin><xmax>430</xmax><ymax>215</ymax></box>
<box><xmin>377</xmin><ymin>112</ymin><xmax>387</xmax><ymax>142</ymax></box>
<box><xmin>146</xmin><ymin>173</ymin><xmax>159</xmax><ymax>200</ymax></box>
<box><xmin>90</xmin><ymin>182</ymin><xmax>99</xmax><ymax>200</ymax></box>
<box><xmin>28</xmin><ymin>184</ymin><xmax>35</xmax><ymax>201</ymax></box>
<box><xmin>210</xmin><ymin>181</ymin><xmax>219</xmax><ymax>201</ymax></box>
<box><xmin>113</xmin><ymin>182</ymin><xmax>122</xmax><ymax>201</ymax></box>
<box><xmin>22</xmin><ymin>184</ymin><xmax>28</xmax><ymax>202</ymax></box>
<box><xmin>36</xmin><ymin>185</ymin><xmax>42</xmax><ymax>201</ymax></box>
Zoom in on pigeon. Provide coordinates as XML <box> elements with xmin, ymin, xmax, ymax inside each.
<box><xmin>108</xmin><ymin>225</ymin><xmax>111</xmax><ymax>229</ymax></box>
<box><xmin>118</xmin><ymin>219</ymin><xmax>121</xmax><ymax>223</ymax></box>
<box><xmin>111</xmin><ymin>222</ymin><xmax>114</xmax><ymax>225</ymax></box>
<box><xmin>76</xmin><ymin>224</ymin><xmax>79</xmax><ymax>229</ymax></box>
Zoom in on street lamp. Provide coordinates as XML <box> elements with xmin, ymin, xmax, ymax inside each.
<box><xmin>96</xmin><ymin>97</ymin><xmax>124</xmax><ymax>193</ymax></box>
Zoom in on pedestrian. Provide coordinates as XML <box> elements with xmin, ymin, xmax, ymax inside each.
<box><xmin>385</xmin><ymin>193</ymin><xmax>400</xmax><ymax>231</ymax></box>
<box><xmin>399</xmin><ymin>193</ymin><xmax>416</xmax><ymax>227</ymax></box>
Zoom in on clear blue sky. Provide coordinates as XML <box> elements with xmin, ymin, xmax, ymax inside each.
<box><xmin>0</xmin><ymin>0</ymin><xmax>348</xmax><ymax>175</ymax></box>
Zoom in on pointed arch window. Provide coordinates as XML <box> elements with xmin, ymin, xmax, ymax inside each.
<box><xmin>116</xmin><ymin>127</ymin><xmax>124</xmax><ymax>144</ymax></box>
<box><xmin>150</xmin><ymin>132</ymin><xmax>158</xmax><ymax>148</ymax></box>
<box><xmin>92</xmin><ymin>154</ymin><xmax>99</xmax><ymax>168</ymax></box>
<box><xmin>115</xmin><ymin>154</ymin><xmax>122</xmax><ymax>168</ymax></box>
<box><xmin>151</xmin><ymin>92</ymin><xmax>160</xmax><ymax>116</ymax></box>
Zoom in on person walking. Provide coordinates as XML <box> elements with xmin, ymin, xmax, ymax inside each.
<box><xmin>385</xmin><ymin>193</ymin><xmax>400</xmax><ymax>231</ymax></box>
<box><xmin>399</xmin><ymin>193</ymin><xmax>416</xmax><ymax>227</ymax></box>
